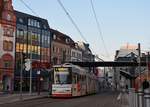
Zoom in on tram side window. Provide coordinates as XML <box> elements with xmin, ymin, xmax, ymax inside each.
<box><xmin>72</xmin><ymin>74</ymin><xmax>76</xmax><ymax>84</ymax></box>
<box><xmin>77</xmin><ymin>75</ymin><xmax>82</xmax><ymax>83</ymax></box>
<box><xmin>67</xmin><ymin>71</ymin><xmax>72</xmax><ymax>84</ymax></box>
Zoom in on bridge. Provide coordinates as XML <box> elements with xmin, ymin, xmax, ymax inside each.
<box><xmin>70</xmin><ymin>61</ymin><xmax>147</xmax><ymax>67</ymax></box>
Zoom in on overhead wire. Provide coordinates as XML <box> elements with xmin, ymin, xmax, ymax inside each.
<box><xmin>19</xmin><ymin>0</ymin><xmax>104</xmax><ymax>60</ymax></box>
<box><xmin>57</xmin><ymin>0</ymin><xmax>105</xmax><ymax>60</ymax></box>
<box><xmin>57</xmin><ymin>0</ymin><xmax>88</xmax><ymax>43</ymax></box>
<box><xmin>20</xmin><ymin>0</ymin><xmax>39</xmax><ymax>17</ymax></box>
<box><xmin>90</xmin><ymin>0</ymin><xmax>110</xmax><ymax>58</ymax></box>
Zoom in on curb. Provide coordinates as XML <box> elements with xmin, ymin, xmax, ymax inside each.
<box><xmin>0</xmin><ymin>95</ymin><xmax>49</xmax><ymax>105</ymax></box>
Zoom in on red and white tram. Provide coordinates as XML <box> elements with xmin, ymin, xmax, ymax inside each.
<box><xmin>51</xmin><ymin>63</ymin><xmax>99</xmax><ymax>97</ymax></box>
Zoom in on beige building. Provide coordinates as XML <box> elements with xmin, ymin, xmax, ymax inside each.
<box><xmin>50</xmin><ymin>29</ymin><xmax>74</xmax><ymax>65</ymax></box>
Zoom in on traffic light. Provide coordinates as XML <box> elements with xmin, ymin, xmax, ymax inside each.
<box><xmin>24</xmin><ymin>59</ymin><xmax>31</xmax><ymax>71</ymax></box>
<box><xmin>22</xmin><ymin>52</ymin><xmax>27</xmax><ymax>63</ymax></box>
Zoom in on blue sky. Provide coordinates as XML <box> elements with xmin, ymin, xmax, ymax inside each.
<box><xmin>12</xmin><ymin>0</ymin><xmax>150</xmax><ymax>60</ymax></box>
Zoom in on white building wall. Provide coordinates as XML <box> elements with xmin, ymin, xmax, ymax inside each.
<box><xmin>71</xmin><ymin>48</ymin><xmax>82</xmax><ymax>62</ymax></box>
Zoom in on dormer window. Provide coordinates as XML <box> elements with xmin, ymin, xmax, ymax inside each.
<box><xmin>53</xmin><ymin>34</ymin><xmax>56</xmax><ymax>40</ymax></box>
<box><xmin>19</xmin><ymin>18</ymin><xmax>23</xmax><ymax>23</ymax></box>
<box><xmin>66</xmin><ymin>38</ymin><xmax>70</xmax><ymax>43</ymax></box>
<box><xmin>28</xmin><ymin>18</ymin><xmax>40</xmax><ymax>28</ymax></box>
<box><xmin>7</xmin><ymin>14</ymin><xmax>11</xmax><ymax>21</ymax></box>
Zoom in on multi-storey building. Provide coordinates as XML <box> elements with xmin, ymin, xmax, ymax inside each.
<box><xmin>77</xmin><ymin>41</ymin><xmax>95</xmax><ymax>73</ymax></box>
<box><xmin>50</xmin><ymin>29</ymin><xmax>74</xmax><ymax>65</ymax></box>
<box><xmin>14</xmin><ymin>11</ymin><xmax>51</xmax><ymax>91</ymax></box>
<box><xmin>0</xmin><ymin>0</ymin><xmax>16</xmax><ymax>92</ymax></box>
<box><xmin>114</xmin><ymin>44</ymin><xmax>139</xmax><ymax>89</ymax></box>
<box><xmin>77</xmin><ymin>41</ymin><xmax>94</xmax><ymax>62</ymax></box>
<box><xmin>70</xmin><ymin>42</ymin><xmax>82</xmax><ymax>62</ymax></box>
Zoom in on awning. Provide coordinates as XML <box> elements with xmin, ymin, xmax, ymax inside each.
<box><xmin>120</xmin><ymin>71</ymin><xmax>136</xmax><ymax>79</ymax></box>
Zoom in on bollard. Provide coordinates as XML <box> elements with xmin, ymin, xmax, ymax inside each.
<box><xmin>144</xmin><ymin>89</ymin><xmax>150</xmax><ymax>107</ymax></box>
<box><xmin>135</xmin><ymin>91</ymin><xmax>138</xmax><ymax>107</ymax></box>
<box><xmin>138</xmin><ymin>88</ymin><xmax>144</xmax><ymax>107</ymax></box>
<box><xmin>129</xmin><ymin>88</ymin><xmax>135</xmax><ymax>107</ymax></box>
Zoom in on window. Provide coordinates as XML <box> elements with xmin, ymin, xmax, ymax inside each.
<box><xmin>7</xmin><ymin>14</ymin><xmax>11</xmax><ymax>21</ymax></box>
<box><xmin>36</xmin><ymin>20</ymin><xmax>40</xmax><ymax>28</ymax></box>
<box><xmin>4</xmin><ymin>27</ymin><xmax>13</xmax><ymax>37</ymax></box>
<box><xmin>43</xmin><ymin>25</ymin><xmax>47</xmax><ymax>29</ymax></box>
<box><xmin>28</xmin><ymin>19</ymin><xmax>31</xmax><ymax>25</ymax></box>
<box><xmin>53</xmin><ymin>34</ymin><xmax>56</xmax><ymax>40</ymax></box>
<box><xmin>19</xmin><ymin>18</ymin><xmax>23</xmax><ymax>23</ymax></box>
<box><xmin>3</xmin><ymin>41</ymin><xmax>13</xmax><ymax>51</ymax></box>
<box><xmin>38</xmin><ymin>34</ymin><xmax>41</xmax><ymax>43</ymax></box>
<box><xmin>28</xmin><ymin>18</ymin><xmax>40</xmax><ymax>28</ymax></box>
<box><xmin>4</xmin><ymin>61</ymin><xmax>12</xmax><ymax>68</ymax></box>
<box><xmin>24</xmin><ymin>31</ymin><xmax>27</xmax><ymax>40</ymax></box>
<box><xmin>66</xmin><ymin>38</ymin><xmax>70</xmax><ymax>43</ymax></box>
<box><xmin>47</xmin><ymin>36</ymin><xmax>50</xmax><ymax>44</ymax></box>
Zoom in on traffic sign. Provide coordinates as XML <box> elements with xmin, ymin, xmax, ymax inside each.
<box><xmin>24</xmin><ymin>59</ymin><xmax>31</xmax><ymax>71</ymax></box>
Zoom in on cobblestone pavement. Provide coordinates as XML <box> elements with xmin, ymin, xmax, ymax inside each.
<box><xmin>0</xmin><ymin>91</ymin><xmax>129</xmax><ymax>107</ymax></box>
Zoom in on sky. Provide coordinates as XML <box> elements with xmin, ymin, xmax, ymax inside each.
<box><xmin>12</xmin><ymin>0</ymin><xmax>150</xmax><ymax>61</ymax></box>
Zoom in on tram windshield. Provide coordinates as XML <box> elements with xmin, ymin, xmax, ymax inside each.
<box><xmin>54</xmin><ymin>67</ymin><xmax>72</xmax><ymax>84</ymax></box>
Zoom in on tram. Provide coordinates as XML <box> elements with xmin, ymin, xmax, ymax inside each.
<box><xmin>51</xmin><ymin>63</ymin><xmax>99</xmax><ymax>97</ymax></box>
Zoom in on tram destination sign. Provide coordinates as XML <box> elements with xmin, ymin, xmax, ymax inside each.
<box><xmin>55</xmin><ymin>67</ymin><xmax>68</xmax><ymax>72</ymax></box>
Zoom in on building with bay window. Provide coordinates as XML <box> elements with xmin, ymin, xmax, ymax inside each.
<box><xmin>0</xmin><ymin>0</ymin><xmax>16</xmax><ymax>93</ymax></box>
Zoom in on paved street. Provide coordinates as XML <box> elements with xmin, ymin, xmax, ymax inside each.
<box><xmin>0</xmin><ymin>91</ymin><xmax>129</xmax><ymax>107</ymax></box>
<box><xmin>0</xmin><ymin>92</ymin><xmax>49</xmax><ymax>105</ymax></box>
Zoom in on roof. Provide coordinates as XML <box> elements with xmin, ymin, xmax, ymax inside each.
<box><xmin>15</xmin><ymin>10</ymin><xmax>50</xmax><ymax>30</ymax></box>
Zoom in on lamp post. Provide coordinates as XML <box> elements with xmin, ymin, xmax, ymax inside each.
<box><xmin>146</xmin><ymin>52</ymin><xmax>149</xmax><ymax>80</ymax></box>
<box><xmin>37</xmin><ymin>70</ymin><xmax>40</xmax><ymax>95</ymax></box>
<box><xmin>29</xmin><ymin>35</ymin><xmax>32</xmax><ymax>95</ymax></box>
<box><xmin>138</xmin><ymin>43</ymin><xmax>142</xmax><ymax>85</ymax></box>
<box><xmin>20</xmin><ymin>52</ymin><xmax>23</xmax><ymax>100</ymax></box>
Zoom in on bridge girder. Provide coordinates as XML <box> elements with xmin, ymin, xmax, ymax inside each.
<box><xmin>70</xmin><ymin>61</ymin><xmax>147</xmax><ymax>67</ymax></box>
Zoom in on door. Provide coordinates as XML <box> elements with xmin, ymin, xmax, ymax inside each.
<box><xmin>72</xmin><ymin>74</ymin><xmax>78</xmax><ymax>96</ymax></box>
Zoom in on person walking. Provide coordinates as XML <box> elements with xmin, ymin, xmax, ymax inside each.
<box><xmin>142</xmin><ymin>79</ymin><xmax>150</xmax><ymax>90</ymax></box>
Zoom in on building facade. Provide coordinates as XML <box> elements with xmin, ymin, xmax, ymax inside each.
<box><xmin>0</xmin><ymin>0</ymin><xmax>16</xmax><ymax>92</ymax></box>
<box><xmin>77</xmin><ymin>41</ymin><xmax>94</xmax><ymax>62</ymax></box>
<box><xmin>50</xmin><ymin>29</ymin><xmax>74</xmax><ymax>65</ymax></box>
<box><xmin>70</xmin><ymin>42</ymin><xmax>82</xmax><ymax>62</ymax></box>
<box><xmin>14</xmin><ymin>11</ymin><xmax>51</xmax><ymax>91</ymax></box>
<box><xmin>114</xmin><ymin>44</ymin><xmax>139</xmax><ymax>90</ymax></box>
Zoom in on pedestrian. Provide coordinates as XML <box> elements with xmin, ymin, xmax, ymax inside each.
<box><xmin>142</xmin><ymin>79</ymin><xmax>150</xmax><ymax>90</ymax></box>
<box><xmin>7</xmin><ymin>85</ymin><xmax>9</xmax><ymax>91</ymax></box>
<box><xmin>125</xmin><ymin>84</ymin><xmax>128</xmax><ymax>93</ymax></box>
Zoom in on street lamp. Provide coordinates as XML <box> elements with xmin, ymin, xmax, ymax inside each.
<box><xmin>29</xmin><ymin>35</ymin><xmax>32</xmax><ymax>95</ymax></box>
<box><xmin>37</xmin><ymin>71</ymin><xmax>43</xmax><ymax>95</ymax></box>
<box><xmin>37</xmin><ymin>70</ymin><xmax>40</xmax><ymax>95</ymax></box>
<box><xmin>146</xmin><ymin>52</ymin><xmax>149</xmax><ymax>80</ymax></box>
<box><xmin>137</xmin><ymin>43</ymin><xmax>142</xmax><ymax>85</ymax></box>
<box><xmin>20</xmin><ymin>52</ymin><xmax>23</xmax><ymax>100</ymax></box>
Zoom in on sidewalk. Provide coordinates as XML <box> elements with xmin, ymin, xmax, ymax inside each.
<box><xmin>117</xmin><ymin>92</ymin><xmax>129</xmax><ymax>107</ymax></box>
<box><xmin>0</xmin><ymin>92</ymin><xmax>49</xmax><ymax>105</ymax></box>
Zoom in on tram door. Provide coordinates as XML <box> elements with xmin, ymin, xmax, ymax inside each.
<box><xmin>72</xmin><ymin>73</ymin><xmax>78</xmax><ymax>96</ymax></box>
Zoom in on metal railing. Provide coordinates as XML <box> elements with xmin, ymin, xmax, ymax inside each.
<box><xmin>129</xmin><ymin>88</ymin><xmax>150</xmax><ymax>107</ymax></box>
